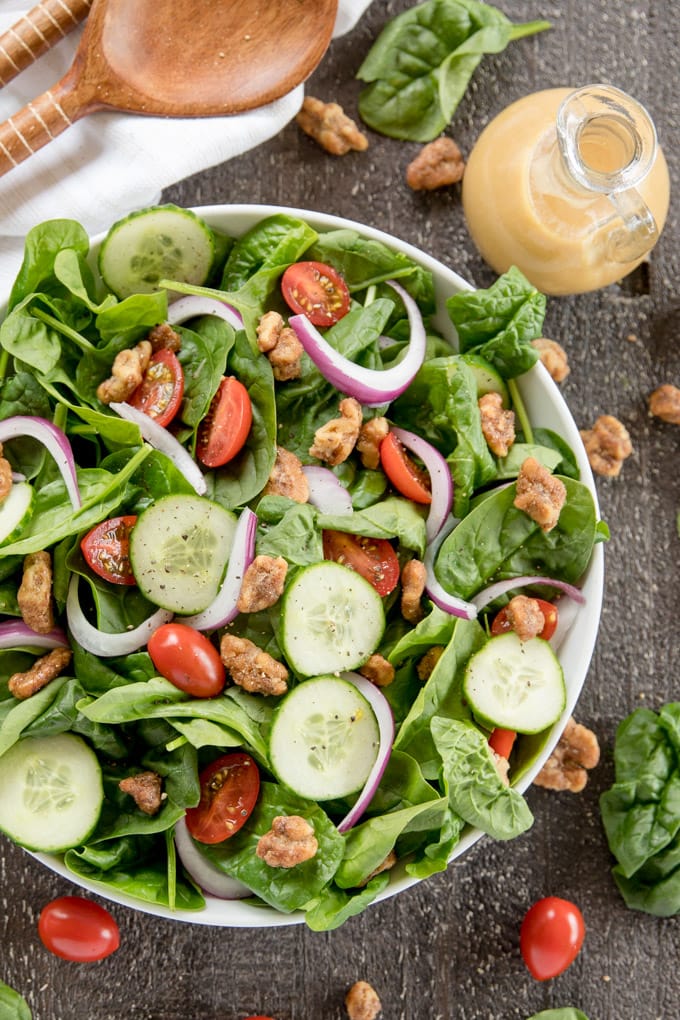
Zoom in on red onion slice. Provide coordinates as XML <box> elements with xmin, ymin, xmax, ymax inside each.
<box><xmin>302</xmin><ymin>466</ymin><xmax>353</xmax><ymax>515</ymax></box>
<box><xmin>0</xmin><ymin>416</ymin><xmax>81</xmax><ymax>510</ymax></box>
<box><xmin>471</xmin><ymin>575</ymin><xmax>586</xmax><ymax>613</ymax></box>
<box><xmin>167</xmin><ymin>296</ymin><xmax>244</xmax><ymax>332</ymax></box>
<box><xmin>181</xmin><ymin>507</ymin><xmax>257</xmax><ymax>630</ymax></box>
<box><xmin>109</xmin><ymin>401</ymin><xmax>207</xmax><ymax>495</ymax></box>
<box><xmin>174</xmin><ymin>817</ymin><xmax>251</xmax><ymax>900</ymax></box>
<box><xmin>66</xmin><ymin>574</ymin><xmax>172</xmax><ymax>656</ymax></box>
<box><xmin>336</xmin><ymin>672</ymin><xmax>395</xmax><ymax>833</ymax></box>
<box><xmin>390</xmin><ymin>427</ymin><xmax>453</xmax><ymax>542</ymax></box>
<box><xmin>289</xmin><ymin>280</ymin><xmax>426</xmax><ymax>407</ymax></box>
<box><xmin>0</xmin><ymin>620</ymin><xmax>70</xmax><ymax>650</ymax></box>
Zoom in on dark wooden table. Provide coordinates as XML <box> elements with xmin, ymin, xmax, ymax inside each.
<box><xmin>2</xmin><ymin>2</ymin><xmax>679</xmax><ymax>1017</ymax></box>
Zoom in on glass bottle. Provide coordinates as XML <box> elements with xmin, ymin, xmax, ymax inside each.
<box><xmin>461</xmin><ymin>84</ymin><xmax>670</xmax><ymax>295</ymax></box>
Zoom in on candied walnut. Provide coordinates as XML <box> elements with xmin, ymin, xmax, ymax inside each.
<box><xmin>417</xmin><ymin>645</ymin><xmax>444</xmax><ymax>681</ymax></box>
<box><xmin>514</xmin><ymin>456</ymin><xmax>566</xmax><ymax>532</ymax></box>
<box><xmin>345</xmin><ymin>980</ymin><xmax>382</xmax><ymax>1020</ymax></box>
<box><xmin>0</xmin><ymin>443</ymin><xmax>12</xmax><ymax>502</ymax></box>
<box><xmin>309</xmin><ymin>397</ymin><xmax>363</xmax><ymax>466</ymax></box>
<box><xmin>147</xmin><ymin>322</ymin><xmax>181</xmax><ymax>353</ymax></box>
<box><xmin>268</xmin><ymin>327</ymin><xmax>304</xmax><ymax>381</ymax></box>
<box><xmin>479</xmin><ymin>391</ymin><xmax>515</xmax><ymax>457</ymax></box>
<box><xmin>401</xmin><ymin>558</ymin><xmax>427</xmax><ymax>624</ymax></box>
<box><xmin>256</xmin><ymin>815</ymin><xmax>318</xmax><ymax>868</ymax></box>
<box><xmin>649</xmin><ymin>384</ymin><xmax>680</xmax><ymax>425</ymax></box>
<box><xmin>256</xmin><ymin>310</ymin><xmax>285</xmax><ymax>353</ymax></box>
<box><xmin>296</xmin><ymin>96</ymin><xmax>368</xmax><ymax>156</ymax></box>
<box><xmin>118</xmin><ymin>771</ymin><xmax>164</xmax><ymax>816</ymax></box>
<box><xmin>356</xmin><ymin>417</ymin><xmax>389</xmax><ymax>470</ymax></box>
<box><xmin>531</xmin><ymin>337</ymin><xmax>570</xmax><ymax>383</ymax></box>
<box><xmin>503</xmin><ymin>595</ymin><xmax>545</xmax><ymax>642</ymax></box>
<box><xmin>220</xmin><ymin>634</ymin><xmax>288</xmax><ymax>696</ymax></box>
<box><xmin>359</xmin><ymin>849</ymin><xmax>398</xmax><ymax>887</ymax></box>
<box><xmin>8</xmin><ymin>646</ymin><xmax>72</xmax><ymax>700</ymax></box>
<box><xmin>96</xmin><ymin>340</ymin><xmax>152</xmax><ymax>404</ymax></box>
<box><xmin>236</xmin><ymin>555</ymin><xmax>288</xmax><ymax>614</ymax></box>
<box><xmin>263</xmin><ymin>446</ymin><xmax>310</xmax><ymax>503</ymax></box>
<box><xmin>580</xmin><ymin>414</ymin><xmax>633</xmax><ymax>477</ymax></box>
<box><xmin>534</xmin><ymin>717</ymin><xmax>600</xmax><ymax>793</ymax></box>
<box><xmin>406</xmin><ymin>137</ymin><xmax>465</xmax><ymax>191</ymax></box>
<box><xmin>359</xmin><ymin>653</ymin><xmax>395</xmax><ymax>687</ymax></box>
<box><xmin>17</xmin><ymin>551</ymin><xmax>54</xmax><ymax>635</ymax></box>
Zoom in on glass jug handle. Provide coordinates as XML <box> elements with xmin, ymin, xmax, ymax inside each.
<box><xmin>607</xmin><ymin>187</ymin><xmax>659</xmax><ymax>263</ymax></box>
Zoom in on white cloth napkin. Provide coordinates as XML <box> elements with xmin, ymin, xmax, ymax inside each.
<box><xmin>0</xmin><ymin>0</ymin><xmax>372</xmax><ymax>292</ymax></box>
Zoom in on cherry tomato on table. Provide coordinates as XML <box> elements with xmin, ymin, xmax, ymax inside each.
<box><xmin>379</xmin><ymin>431</ymin><xmax>432</xmax><ymax>505</ymax></box>
<box><xmin>81</xmin><ymin>515</ymin><xmax>137</xmax><ymax>585</ymax></box>
<box><xmin>129</xmin><ymin>348</ymin><xmax>184</xmax><ymax>427</ymax></box>
<box><xmin>186</xmin><ymin>752</ymin><xmax>260</xmax><ymax>844</ymax></box>
<box><xmin>491</xmin><ymin>597</ymin><xmax>559</xmax><ymax>641</ymax></box>
<box><xmin>281</xmin><ymin>260</ymin><xmax>351</xmax><ymax>327</ymax></box>
<box><xmin>520</xmin><ymin>896</ymin><xmax>585</xmax><ymax>980</ymax></box>
<box><xmin>197</xmin><ymin>376</ymin><xmax>252</xmax><ymax>467</ymax></box>
<box><xmin>322</xmin><ymin>529</ymin><xmax>400</xmax><ymax>597</ymax></box>
<box><xmin>148</xmin><ymin>623</ymin><xmax>225</xmax><ymax>698</ymax></box>
<box><xmin>38</xmin><ymin>896</ymin><xmax>120</xmax><ymax>962</ymax></box>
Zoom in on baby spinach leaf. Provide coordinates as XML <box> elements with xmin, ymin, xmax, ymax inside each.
<box><xmin>305</xmin><ymin>873</ymin><xmax>391</xmax><ymax>931</ymax></box>
<box><xmin>9</xmin><ymin>218</ymin><xmax>90</xmax><ymax>309</ymax></box>
<box><xmin>0</xmin><ymin>979</ymin><xmax>32</xmax><ymax>1020</ymax></box>
<box><xmin>221</xmin><ymin>214</ymin><xmax>318</xmax><ymax>291</ymax></box>
<box><xmin>526</xmin><ymin>1011</ymin><xmax>591</xmax><ymax>1020</ymax></box>
<box><xmin>318</xmin><ymin>496</ymin><xmax>427</xmax><ymax>556</ymax></box>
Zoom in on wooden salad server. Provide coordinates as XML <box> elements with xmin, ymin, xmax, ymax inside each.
<box><xmin>0</xmin><ymin>0</ymin><xmax>338</xmax><ymax>177</ymax></box>
<box><xmin>0</xmin><ymin>0</ymin><xmax>92</xmax><ymax>88</ymax></box>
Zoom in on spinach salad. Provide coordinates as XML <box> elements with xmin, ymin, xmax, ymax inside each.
<box><xmin>0</xmin><ymin>206</ymin><xmax>605</xmax><ymax>929</ymax></box>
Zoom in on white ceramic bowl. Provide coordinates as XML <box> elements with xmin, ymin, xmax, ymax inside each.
<box><xmin>27</xmin><ymin>204</ymin><xmax>603</xmax><ymax>926</ymax></box>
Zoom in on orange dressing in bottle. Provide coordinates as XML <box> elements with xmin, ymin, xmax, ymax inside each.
<box><xmin>462</xmin><ymin>85</ymin><xmax>670</xmax><ymax>295</ymax></box>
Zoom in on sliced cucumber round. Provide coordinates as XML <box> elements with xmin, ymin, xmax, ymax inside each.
<box><xmin>130</xmin><ymin>494</ymin><xmax>237</xmax><ymax>614</ymax></box>
<box><xmin>279</xmin><ymin>561</ymin><xmax>385</xmax><ymax>677</ymax></box>
<box><xmin>0</xmin><ymin>733</ymin><xmax>103</xmax><ymax>852</ymax></box>
<box><xmin>269</xmin><ymin>675</ymin><xmax>380</xmax><ymax>800</ymax></box>
<box><xmin>463</xmin><ymin>631</ymin><xmax>565</xmax><ymax>734</ymax></box>
<box><xmin>98</xmin><ymin>204</ymin><xmax>215</xmax><ymax>299</ymax></box>
<box><xmin>461</xmin><ymin>353</ymin><xmax>510</xmax><ymax>406</ymax></box>
<box><xmin>0</xmin><ymin>481</ymin><xmax>33</xmax><ymax>545</ymax></box>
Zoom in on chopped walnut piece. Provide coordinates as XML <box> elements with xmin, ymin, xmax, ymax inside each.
<box><xmin>416</xmin><ymin>645</ymin><xmax>444</xmax><ymax>681</ymax></box>
<box><xmin>296</xmin><ymin>96</ymin><xmax>368</xmax><ymax>156</ymax></box>
<box><xmin>256</xmin><ymin>815</ymin><xmax>318</xmax><ymax>868</ymax></box>
<box><xmin>147</xmin><ymin>322</ymin><xmax>182</xmax><ymax>353</ymax></box>
<box><xmin>263</xmin><ymin>446</ymin><xmax>310</xmax><ymax>503</ymax></box>
<box><xmin>17</xmin><ymin>551</ymin><xmax>54</xmax><ymax>635</ymax></box>
<box><xmin>359</xmin><ymin>850</ymin><xmax>398</xmax><ymax>887</ymax></box>
<box><xmin>649</xmin><ymin>384</ymin><xmax>680</xmax><ymax>425</ymax></box>
<box><xmin>236</xmin><ymin>555</ymin><xmax>288</xmax><ymax>614</ymax></box>
<box><xmin>96</xmin><ymin>340</ymin><xmax>152</xmax><ymax>404</ymax></box>
<box><xmin>534</xmin><ymin>717</ymin><xmax>600</xmax><ymax>792</ymax></box>
<box><xmin>503</xmin><ymin>595</ymin><xmax>546</xmax><ymax>642</ymax></box>
<box><xmin>345</xmin><ymin>980</ymin><xmax>382</xmax><ymax>1020</ymax></box>
<box><xmin>0</xmin><ymin>444</ymin><xmax>12</xmax><ymax>502</ymax></box>
<box><xmin>580</xmin><ymin>414</ymin><xmax>633</xmax><ymax>477</ymax></box>
<box><xmin>8</xmin><ymin>646</ymin><xmax>72</xmax><ymax>700</ymax></box>
<box><xmin>220</xmin><ymin>634</ymin><xmax>288</xmax><ymax>696</ymax></box>
<box><xmin>359</xmin><ymin>653</ymin><xmax>395</xmax><ymax>687</ymax></box>
<box><xmin>256</xmin><ymin>311</ymin><xmax>303</xmax><ymax>380</ymax></box>
<box><xmin>309</xmin><ymin>397</ymin><xmax>363</xmax><ymax>466</ymax></box>
<box><xmin>406</xmin><ymin>137</ymin><xmax>465</xmax><ymax>191</ymax></box>
<box><xmin>531</xmin><ymin>337</ymin><xmax>570</xmax><ymax>383</ymax></box>
<box><xmin>118</xmin><ymin>771</ymin><xmax>164</xmax><ymax>816</ymax></box>
<box><xmin>514</xmin><ymin>456</ymin><xmax>566</xmax><ymax>532</ymax></box>
<box><xmin>479</xmin><ymin>391</ymin><xmax>515</xmax><ymax>457</ymax></box>
<box><xmin>356</xmin><ymin>417</ymin><xmax>389</xmax><ymax>470</ymax></box>
<box><xmin>401</xmin><ymin>558</ymin><xmax>427</xmax><ymax>624</ymax></box>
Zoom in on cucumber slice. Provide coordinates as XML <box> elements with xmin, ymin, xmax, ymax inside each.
<box><xmin>280</xmin><ymin>561</ymin><xmax>385</xmax><ymax>676</ymax></box>
<box><xmin>0</xmin><ymin>733</ymin><xmax>103</xmax><ymax>852</ymax></box>
<box><xmin>130</xmin><ymin>494</ymin><xmax>237</xmax><ymax>614</ymax></box>
<box><xmin>461</xmin><ymin>353</ymin><xmax>510</xmax><ymax>406</ymax></box>
<box><xmin>463</xmin><ymin>632</ymin><xmax>565</xmax><ymax>734</ymax></box>
<box><xmin>269</xmin><ymin>675</ymin><xmax>380</xmax><ymax>800</ymax></box>
<box><xmin>98</xmin><ymin>204</ymin><xmax>215</xmax><ymax>299</ymax></box>
<box><xmin>0</xmin><ymin>481</ymin><xmax>33</xmax><ymax>545</ymax></box>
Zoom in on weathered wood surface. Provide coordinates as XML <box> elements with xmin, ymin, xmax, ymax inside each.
<box><xmin>1</xmin><ymin>2</ymin><xmax>679</xmax><ymax>1017</ymax></box>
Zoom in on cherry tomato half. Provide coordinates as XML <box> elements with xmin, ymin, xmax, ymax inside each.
<box><xmin>186</xmin><ymin>752</ymin><xmax>260</xmax><ymax>844</ymax></box>
<box><xmin>129</xmin><ymin>348</ymin><xmax>184</xmax><ymax>427</ymax></box>
<box><xmin>281</xmin><ymin>260</ymin><xmax>351</xmax><ymax>327</ymax></box>
<box><xmin>322</xmin><ymin>529</ymin><xmax>400</xmax><ymax>597</ymax></box>
<box><xmin>488</xmin><ymin>727</ymin><xmax>517</xmax><ymax>759</ymax></box>
<box><xmin>491</xmin><ymin>598</ymin><xmax>558</xmax><ymax>641</ymax></box>
<box><xmin>379</xmin><ymin>432</ymin><xmax>432</xmax><ymax>505</ymax></box>
<box><xmin>520</xmin><ymin>896</ymin><xmax>585</xmax><ymax>980</ymax></box>
<box><xmin>81</xmin><ymin>515</ymin><xmax>137</xmax><ymax>585</ymax></box>
<box><xmin>38</xmin><ymin>896</ymin><xmax>120</xmax><ymax>962</ymax></box>
<box><xmin>197</xmin><ymin>376</ymin><xmax>253</xmax><ymax>468</ymax></box>
<box><xmin>147</xmin><ymin>623</ymin><xmax>225</xmax><ymax>698</ymax></box>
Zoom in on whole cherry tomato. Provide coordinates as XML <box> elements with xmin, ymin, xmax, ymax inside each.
<box><xmin>38</xmin><ymin>896</ymin><xmax>120</xmax><ymax>962</ymax></box>
<box><xmin>491</xmin><ymin>597</ymin><xmax>559</xmax><ymax>641</ymax></box>
<box><xmin>148</xmin><ymin>623</ymin><xmax>225</xmax><ymax>698</ymax></box>
<box><xmin>186</xmin><ymin>752</ymin><xmax>260</xmax><ymax>844</ymax></box>
<box><xmin>281</xmin><ymin>260</ymin><xmax>351</xmax><ymax>326</ymax></box>
<box><xmin>80</xmin><ymin>515</ymin><xmax>137</xmax><ymax>585</ymax></box>
<box><xmin>128</xmin><ymin>348</ymin><xmax>184</xmax><ymax>427</ymax></box>
<box><xmin>379</xmin><ymin>431</ymin><xmax>432</xmax><ymax>505</ymax></box>
<box><xmin>520</xmin><ymin>896</ymin><xmax>585</xmax><ymax>980</ymax></box>
<box><xmin>322</xmin><ymin>530</ymin><xmax>400</xmax><ymax>596</ymax></box>
<box><xmin>197</xmin><ymin>376</ymin><xmax>252</xmax><ymax>468</ymax></box>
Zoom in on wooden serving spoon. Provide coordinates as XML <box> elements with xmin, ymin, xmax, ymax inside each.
<box><xmin>0</xmin><ymin>0</ymin><xmax>92</xmax><ymax>88</ymax></box>
<box><xmin>0</xmin><ymin>0</ymin><xmax>338</xmax><ymax>177</ymax></box>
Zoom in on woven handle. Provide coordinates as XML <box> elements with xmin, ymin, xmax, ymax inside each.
<box><xmin>0</xmin><ymin>0</ymin><xmax>91</xmax><ymax>87</ymax></box>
